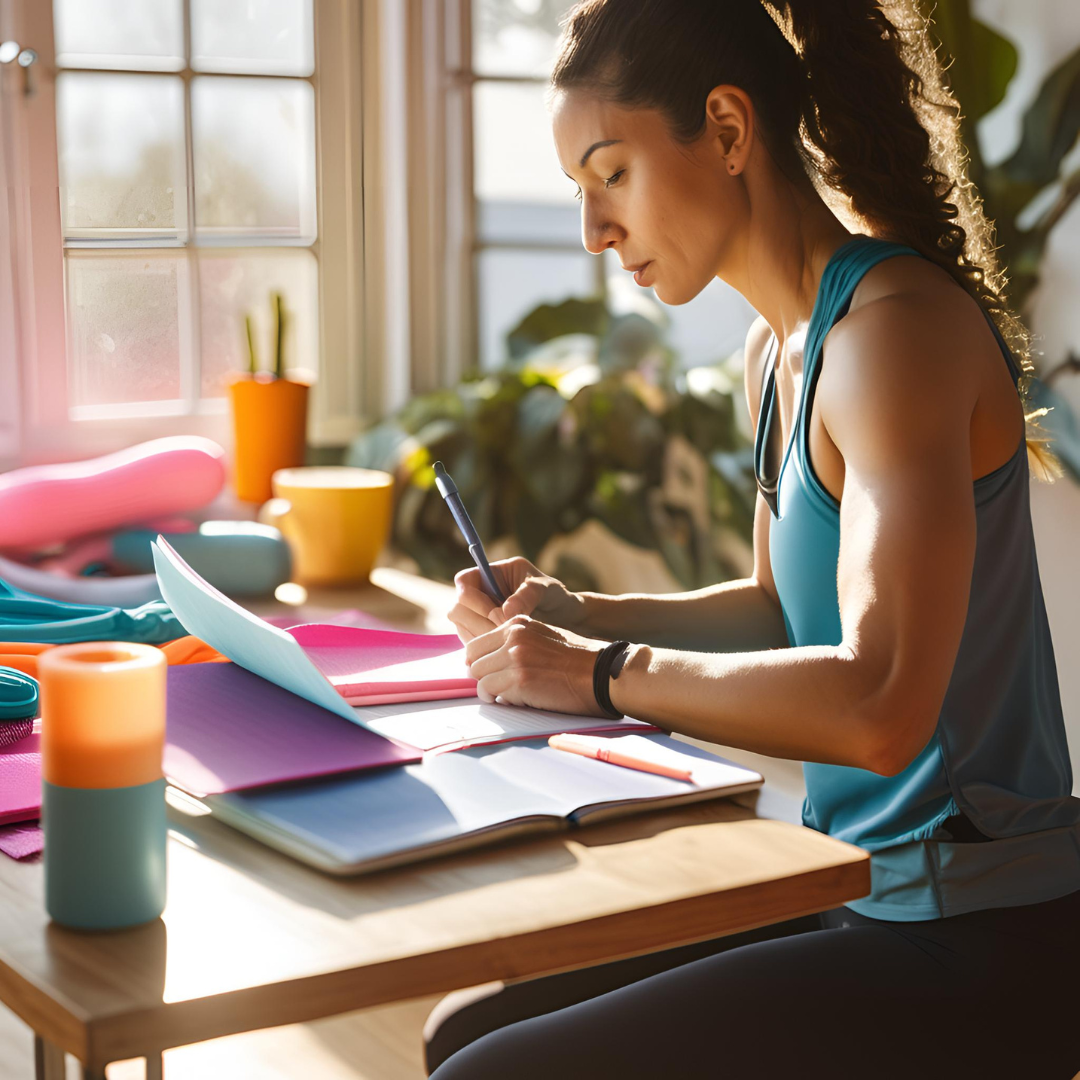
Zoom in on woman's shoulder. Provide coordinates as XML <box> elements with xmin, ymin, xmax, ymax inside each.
<box><xmin>820</xmin><ymin>254</ymin><xmax>990</xmax><ymax>447</ymax></box>
<box><xmin>830</xmin><ymin>250</ymin><xmax>991</xmax><ymax>373</ymax></box>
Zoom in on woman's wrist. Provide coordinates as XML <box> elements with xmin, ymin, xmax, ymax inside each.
<box><xmin>572</xmin><ymin>592</ymin><xmax>625</xmax><ymax>638</ymax></box>
<box><xmin>607</xmin><ymin>642</ymin><xmax>653</xmax><ymax>719</ymax></box>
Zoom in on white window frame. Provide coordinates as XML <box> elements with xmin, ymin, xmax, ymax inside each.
<box><xmin>0</xmin><ymin>0</ymin><xmax>383</xmax><ymax>471</ymax></box>
<box><xmin>401</xmin><ymin>0</ymin><xmax>606</xmax><ymax>390</ymax></box>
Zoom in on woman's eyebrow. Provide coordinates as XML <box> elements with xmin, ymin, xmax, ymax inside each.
<box><xmin>562</xmin><ymin>139</ymin><xmax>624</xmax><ymax>180</ymax></box>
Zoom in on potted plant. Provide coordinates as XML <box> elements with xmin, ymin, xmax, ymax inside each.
<box><xmin>228</xmin><ymin>291</ymin><xmax>309</xmax><ymax>504</ymax></box>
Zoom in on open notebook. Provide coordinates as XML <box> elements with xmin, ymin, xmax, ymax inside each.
<box><xmin>192</xmin><ymin>733</ymin><xmax>764</xmax><ymax>875</ymax></box>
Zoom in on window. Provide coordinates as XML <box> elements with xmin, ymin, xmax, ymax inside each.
<box><xmin>1</xmin><ymin>0</ymin><xmax>367</xmax><ymax>467</ymax></box>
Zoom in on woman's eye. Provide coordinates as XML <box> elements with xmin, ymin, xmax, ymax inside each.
<box><xmin>573</xmin><ymin>171</ymin><xmax>624</xmax><ymax>202</ymax></box>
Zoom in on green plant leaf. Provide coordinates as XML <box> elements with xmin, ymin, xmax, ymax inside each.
<box><xmin>1000</xmin><ymin>46</ymin><xmax>1080</xmax><ymax>188</ymax></box>
<box><xmin>506</xmin><ymin>296</ymin><xmax>609</xmax><ymax>361</ymax></box>
<box><xmin>920</xmin><ymin>2</ymin><xmax>1018</xmax><ymax>124</ymax></box>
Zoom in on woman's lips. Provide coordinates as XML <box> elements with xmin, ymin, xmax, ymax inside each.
<box><xmin>633</xmin><ymin>261</ymin><xmax>652</xmax><ymax>285</ymax></box>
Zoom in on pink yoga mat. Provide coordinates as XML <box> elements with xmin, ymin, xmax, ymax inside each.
<box><xmin>0</xmin><ymin>732</ymin><xmax>41</xmax><ymax>826</ymax></box>
<box><xmin>0</xmin><ymin>822</ymin><xmax>42</xmax><ymax>860</ymax></box>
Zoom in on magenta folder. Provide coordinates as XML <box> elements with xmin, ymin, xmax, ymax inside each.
<box><xmin>0</xmin><ymin>731</ymin><xmax>40</xmax><ymax>826</ymax></box>
<box><xmin>164</xmin><ymin>663</ymin><xmax>421</xmax><ymax>797</ymax></box>
<box><xmin>285</xmin><ymin>624</ymin><xmax>476</xmax><ymax>705</ymax></box>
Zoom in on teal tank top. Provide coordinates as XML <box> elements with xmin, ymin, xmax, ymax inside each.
<box><xmin>756</xmin><ymin>235</ymin><xmax>1080</xmax><ymax>920</ymax></box>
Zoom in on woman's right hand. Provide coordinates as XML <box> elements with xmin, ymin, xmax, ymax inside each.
<box><xmin>449</xmin><ymin>557</ymin><xmax>585</xmax><ymax>644</ymax></box>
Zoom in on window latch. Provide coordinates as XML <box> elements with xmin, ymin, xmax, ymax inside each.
<box><xmin>0</xmin><ymin>41</ymin><xmax>38</xmax><ymax>98</ymax></box>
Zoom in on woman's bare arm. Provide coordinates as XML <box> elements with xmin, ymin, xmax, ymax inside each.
<box><xmin>466</xmin><ymin>294</ymin><xmax>980</xmax><ymax>776</ymax></box>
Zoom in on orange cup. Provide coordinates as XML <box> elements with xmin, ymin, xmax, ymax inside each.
<box><xmin>39</xmin><ymin>642</ymin><xmax>166</xmax><ymax>790</ymax></box>
<box><xmin>229</xmin><ymin>375</ymin><xmax>310</xmax><ymax>503</ymax></box>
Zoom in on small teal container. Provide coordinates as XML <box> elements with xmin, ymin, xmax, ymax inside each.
<box><xmin>42</xmin><ymin>779</ymin><xmax>167</xmax><ymax>930</ymax></box>
<box><xmin>39</xmin><ymin>642</ymin><xmax>168</xmax><ymax>931</ymax></box>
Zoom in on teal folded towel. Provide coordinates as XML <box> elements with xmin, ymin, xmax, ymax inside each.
<box><xmin>0</xmin><ymin>666</ymin><xmax>37</xmax><ymax>748</ymax></box>
<box><xmin>0</xmin><ymin>577</ymin><xmax>184</xmax><ymax>645</ymax></box>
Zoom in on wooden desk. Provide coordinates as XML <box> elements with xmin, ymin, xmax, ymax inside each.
<box><xmin>0</xmin><ymin>568</ymin><xmax>870</xmax><ymax>1079</ymax></box>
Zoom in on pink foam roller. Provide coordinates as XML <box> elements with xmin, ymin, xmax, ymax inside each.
<box><xmin>0</xmin><ymin>437</ymin><xmax>226</xmax><ymax>551</ymax></box>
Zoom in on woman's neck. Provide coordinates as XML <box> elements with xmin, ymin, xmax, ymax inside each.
<box><xmin>719</xmin><ymin>166</ymin><xmax>854</xmax><ymax>350</ymax></box>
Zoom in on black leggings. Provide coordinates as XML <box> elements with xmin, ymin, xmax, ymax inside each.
<box><xmin>426</xmin><ymin>889</ymin><xmax>1080</xmax><ymax>1080</ymax></box>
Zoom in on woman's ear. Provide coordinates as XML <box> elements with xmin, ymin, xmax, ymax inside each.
<box><xmin>706</xmin><ymin>85</ymin><xmax>752</xmax><ymax>175</ymax></box>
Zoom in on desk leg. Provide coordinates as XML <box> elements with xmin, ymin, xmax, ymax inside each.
<box><xmin>145</xmin><ymin>1054</ymin><xmax>164</xmax><ymax>1079</ymax></box>
<box><xmin>33</xmin><ymin>1035</ymin><xmax>65</xmax><ymax>1080</ymax></box>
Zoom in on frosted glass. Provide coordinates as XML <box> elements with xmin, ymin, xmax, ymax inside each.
<box><xmin>191</xmin><ymin>0</ymin><xmax>315</xmax><ymax>76</ymax></box>
<box><xmin>474</xmin><ymin>81</ymin><xmax>575</xmax><ymax>206</ymax></box>
<box><xmin>192</xmin><ymin>77</ymin><xmax>317</xmax><ymax>241</ymax></box>
<box><xmin>66</xmin><ymin>256</ymin><xmax>185</xmax><ymax>408</ymax></box>
<box><xmin>56</xmin><ymin>73</ymin><xmax>186</xmax><ymax>236</ymax></box>
<box><xmin>53</xmin><ymin>0</ymin><xmax>184</xmax><ymax>72</ymax></box>
<box><xmin>473</xmin><ymin>0</ymin><xmax>570</xmax><ymax>78</ymax></box>
<box><xmin>198</xmin><ymin>250</ymin><xmax>319</xmax><ymax>397</ymax></box>
<box><xmin>477</xmin><ymin>249</ymin><xmax>595</xmax><ymax>370</ymax></box>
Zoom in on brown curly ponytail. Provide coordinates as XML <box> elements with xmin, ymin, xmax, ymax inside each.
<box><xmin>550</xmin><ymin>0</ymin><xmax>1062</xmax><ymax>481</ymax></box>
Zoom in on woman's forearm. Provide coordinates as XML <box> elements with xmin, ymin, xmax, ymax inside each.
<box><xmin>609</xmin><ymin>641</ymin><xmax>898</xmax><ymax>774</ymax></box>
<box><xmin>575</xmin><ymin>578</ymin><xmax>790</xmax><ymax>652</ymax></box>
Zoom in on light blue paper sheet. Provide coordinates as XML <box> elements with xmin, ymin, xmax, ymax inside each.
<box><xmin>151</xmin><ymin>537</ymin><xmax>361</xmax><ymax>726</ymax></box>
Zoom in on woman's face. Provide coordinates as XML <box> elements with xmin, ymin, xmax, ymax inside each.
<box><xmin>551</xmin><ymin>87</ymin><xmax>742</xmax><ymax>305</ymax></box>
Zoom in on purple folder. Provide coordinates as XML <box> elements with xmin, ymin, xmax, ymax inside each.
<box><xmin>164</xmin><ymin>663</ymin><xmax>420</xmax><ymax>797</ymax></box>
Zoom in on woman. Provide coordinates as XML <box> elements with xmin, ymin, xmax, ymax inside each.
<box><xmin>429</xmin><ymin>1</ymin><xmax>1080</xmax><ymax>1076</ymax></box>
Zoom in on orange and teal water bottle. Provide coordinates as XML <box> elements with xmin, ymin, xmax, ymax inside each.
<box><xmin>39</xmin><ymin>642</ymin><xmax>167</xmax><ymax>930</ymax></box>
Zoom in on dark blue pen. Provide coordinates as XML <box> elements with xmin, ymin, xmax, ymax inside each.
<box><xmin>432</xmin><ymin>461</ymin><xmax>508</xmax><ymax>605</ymax></box>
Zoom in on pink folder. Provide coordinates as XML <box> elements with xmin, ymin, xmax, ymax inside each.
<box><xmin>285</xmin><ymin>624</ymin><xmax>477</xmax><ymax>705</ymax></box>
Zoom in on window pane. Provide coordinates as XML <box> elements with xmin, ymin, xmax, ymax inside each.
<box><xmin>477</xmin><ymin>201</ymin><xmax>580</xmax><ymax>246</ymax></box>
<box><xmin>191</xmin><ymin>0</ymin><xmax>315</xmax><ymax>76</ymax></box>
<box><xmin>477</xmin><ymin>249</ymin><xmax>596</xmax><ymax>370</ymax></box>
<box><xmin>603</xmin><ymin>250</ymin><xmax>758</xmax><ymax>369</ymax></box>
<box><xmin>474</xmin><ymin>81</ymin><xmax>574</xmax><ymax>205</ymax></box>
<box><xmin>53</xmin><ymin>0</ymin><xmax>184</xmax><ymax>72</ymax></box>
<box><xmin>192</xmin><ymin>77</ymin><xmax>317</xmax><ymax>242</ymax></box>
<box><xmin>198</xmin><ymin>250</ymin><xmax>319</xmax><ymax>398</ymax></box>
<box><xmin>56</xmin><ymin>73</ymin><xmax>186</xmax><ymax>238</ymax></box>
<box><xmin>473</xmin><ymin>0</ymin><xmax>571</xmax><ymax>78</ymax></box>
<box><xmin>66</xmin><ymin>255</ymin><xmax>186</xmax><ymax>409</ymax></box>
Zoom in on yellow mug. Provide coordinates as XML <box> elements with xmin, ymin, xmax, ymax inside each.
<box><xmin>260</xmin><ymin>466</ymin><xmax>394</xmax><ymax>585</ymax></box>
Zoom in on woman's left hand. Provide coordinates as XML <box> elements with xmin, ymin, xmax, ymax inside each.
<box><xmin>465</xmin><ymin>614</ymin><xmax>609</xmax><ymax>715</ymax></box>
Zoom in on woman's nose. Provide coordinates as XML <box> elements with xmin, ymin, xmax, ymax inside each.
<box><xmin>581</xmin><ymin>204</ymin><xmax>622</xmax><ymax>256</ymax></box>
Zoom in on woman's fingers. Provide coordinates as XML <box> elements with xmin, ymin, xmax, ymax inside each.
<box><xmin>475</xmin><ymin>668</ymin><xmax>518</xmax><ymax>706</ymax></box>
<box><xmin>501</xmin><ymin>578</ymin><xmax>545</xmax><ymax>621</ymax></box>
<box><xmin>447</xmin><ymin>601</ymin><xmax>498</xmax><ymax>644</ymax></box>
<box><xmin>454</xmin><ymin>567</ymin><xmax>502</xmax><ymax>621</ymax></box>
<box><xmin>464</xmin><ymin>615</ymin><xmax>528</xmax><ymax>667</ymax></box>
